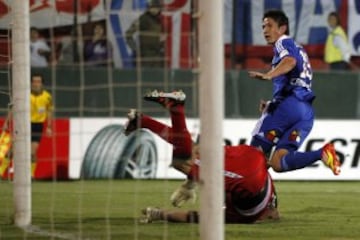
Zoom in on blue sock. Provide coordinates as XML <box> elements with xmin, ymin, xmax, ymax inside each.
<box><xmin>280</xmin><ymin>149</ymin><xmax>322</xmax><ymax>172</ymax></box>
<box><xmin>250</xmin><ymin>137</ymin><xmax>273</xmax><ymax>154</ymax></box>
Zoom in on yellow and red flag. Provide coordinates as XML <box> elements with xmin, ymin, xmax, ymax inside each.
<box><xmin>0</xmin><ymin>130</ymin><xmax>12</xmax><ymax>178</ymax></box>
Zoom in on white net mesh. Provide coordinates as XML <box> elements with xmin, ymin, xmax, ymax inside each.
<box><xmin>1</xmin><ymin>1</ymin><xmax>360</xmax><ymax>239</ymax></box>
<box><xmin>1</xmin><ymin>0</ymin><xmax>202</xmax><ymax>239</ymax></box>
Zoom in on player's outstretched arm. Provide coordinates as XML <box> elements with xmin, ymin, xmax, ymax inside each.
<box><xmin>248</xmin><ymin>71</ymin><xmax>272</xmax><ymax>81</ymax></box>
<box><xmin>140</xmin><ymin>207</ymin><xmax>198</xmax><ymax>223</ymax></box>
<box><xmin>266</xmin><ymin>56</ymin><xmax>296</xmax><ymax>78</ymax></box>
<box><xmin>170</xmin><ymin>179</ymin><xmax>197</xmax><ymax>207</ymax></box>
<box><xmin>249</xmin><ymin>56</ymin><xmax>296</xmax><ymax>81</ymax></box>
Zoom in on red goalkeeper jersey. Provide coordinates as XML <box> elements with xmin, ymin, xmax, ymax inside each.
<box><xmin>188</xmin><ymin>144</ymin><xmax>276</xmax><ymax>223</ymax></box>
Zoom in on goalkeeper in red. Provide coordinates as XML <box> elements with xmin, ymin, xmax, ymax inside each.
<box><xmin>124</xmin><ymin>90</ymin><xmax>279</xmax><ymax>223</ymax></box>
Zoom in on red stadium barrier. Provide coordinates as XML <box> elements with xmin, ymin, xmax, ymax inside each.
<box><xmin>224</xmin><ymin>44</ymin><xmax>330</xmax><ymax>70</ymax></box>
<box><xmin>0</xmin><ymin>118</ymin><xmax>70</xmax><ymax>180</ymax></box>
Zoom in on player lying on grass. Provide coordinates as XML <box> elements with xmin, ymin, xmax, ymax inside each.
<box><xmin>124</xmin><ymin>90</ymin><xmax>279</xmax><ymax>223</ymax></box>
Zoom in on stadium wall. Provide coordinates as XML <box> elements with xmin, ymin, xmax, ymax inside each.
<box><xmin>2</xmin><ymin>0</ymin><xmax>360</xmax><ymax>68</ymax></box>
<box><xmin>0</xmin><ymin>68</ymin><xmax>359</xmax><ymax>180</ymax></box>
<box><xmin>0</xmin><ymin>68</ymin><xmax>359</xmax><ymax>119</ymax></box>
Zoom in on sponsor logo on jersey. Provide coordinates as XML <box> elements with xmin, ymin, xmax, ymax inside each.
<box><xmin>266</xmin><ymin>130</ymin><xmax>279</xmax><ymax>144</ymax></box>
<box><xmin>289</xmin><ymin>130</ymin><xmax>301</xmax><ymax>142</ymax></box>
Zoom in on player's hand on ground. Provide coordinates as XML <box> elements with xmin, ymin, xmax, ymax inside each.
<box><xmin>170</xmin><ymin>180</ymin><xmax>196</xmax><ymax>207</ymax></box>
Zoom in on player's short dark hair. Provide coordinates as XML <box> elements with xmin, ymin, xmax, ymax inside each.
<box><xmin>31</xmin><ymin>73</ymin><xmax>44</xmax><ymax>84</ymax></box>
<box><xmin>263</xmin><ymin>9</ymin><xmax>290</xmax><ymax>35</ymax></box>
<box><xmin>147</xmin><ymin>0</ymin><xmax>162</xmax><ymax>8</ymax></box>
<box><xmin>328</xmin><ymin>12</ymin><xmax>340</xmax><ymax>25</ymax></box>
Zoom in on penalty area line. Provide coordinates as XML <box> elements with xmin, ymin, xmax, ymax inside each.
<box><xmin>22</xmin><ymin>225</ymin><xmax>94</xmax><ymax>240</ymax></box>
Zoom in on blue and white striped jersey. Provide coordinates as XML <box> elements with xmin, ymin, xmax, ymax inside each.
<box><xmin>272</xmin><ymin>35</ymin><xmax>315</xmax><ymax>102</ymax></box>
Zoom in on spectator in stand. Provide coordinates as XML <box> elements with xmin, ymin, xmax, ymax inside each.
<box><xmin>57</xmin><ymin>34</ymin><xmax>75</xmax><ymax>66</ymax></box>
<box><xmin>30</xmin><ymin>27</ymin><xmax>51</xmax><ymax>67</ymax></box>
<box><xmin>83</xmin><ymin>22</ymin><xmax>113</xmax><ymax>67</ymax></box>
<box><xmin>125</xmin><ymin>0</ymin><xmax>166</xmax><ymax>68</ymax></box>
<box><xmin>324</xmin><ymin>12</ymin><xmax>351</xmax><ymax>70</ymax></box>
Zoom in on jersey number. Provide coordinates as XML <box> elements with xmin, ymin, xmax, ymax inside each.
<box><xmin>299</xmin><ymin>49</ymin><xmax>312</xmax><ymax>80</ymax></box>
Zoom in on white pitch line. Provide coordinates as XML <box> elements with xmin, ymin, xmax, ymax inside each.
<box><xmin>22</xmin><ymin>225</ymin><xmax>96</xmax><ymax>240</ymax></box>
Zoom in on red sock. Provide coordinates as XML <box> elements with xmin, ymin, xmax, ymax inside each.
<box><xmin>140</xmin><ymin>108</ymin><xmax>192</xmax><ymax>158</ymax></box>
<box><xmin>140</xmin><ymin>115</ymin><xmax>172</xmax><ymax>141</ymax></box>
<box><xmin>169</xmin><ymin>105</ymin><xmax>192</xmax><ymax>158</ymax></box>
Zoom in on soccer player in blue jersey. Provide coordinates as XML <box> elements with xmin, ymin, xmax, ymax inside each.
<box><xmin>248</xmin><ymin>9</ymin><xmax>341</xmax><ymax>175</ymax></box>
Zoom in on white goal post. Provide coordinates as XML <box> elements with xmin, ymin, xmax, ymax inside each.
<box><xmin>7</xmin><ymin>0</ymin><xmax>225</xmax><ymax>236</ymax></box>
<box><xmin>199</xmin><ymin>0</ymin><xmax>224</xmax><ymax>240</ymax></box>
<box><xmin>12</xmin><ymin>1</ymin><xmax>31</xmax><ymax>227</ymax></box>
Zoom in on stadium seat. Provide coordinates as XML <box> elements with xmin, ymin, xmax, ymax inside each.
<box><xmin>350</xmin><ymin>56</ymin><xmax>360</xmax><ymax>70</ymax></box>
<box><xmin>303</xmin><ymin>44</ymin><xmax>324</xmax><ymax>58</ymax></box>
<box><xmin>0</xmin><ymin>38</ymin><xmax>10</xmax><ymax>66</ymax></box>
<box><xmin>225</xmin><ymin>57</ymin><xmax>243</xmax><ymax>69</ymax></box>
<box><xmin>310</xmin><ymin>58</ymin><xmax>329</xmax><ymax>71</ymax></box>
<box><xmin>246</xmin><ymin>46</ymin><xmax>273</xmax><ymax>58</ymax></box>
<box><xmin>224</xmin><ymin>44</ymin><xmax>245</xmax><ymax>58</ymax></box>
<box><xmin>245</xmin><ymin>57</ymin><xmax>270</xmax><ymax>70</ymax></box>
<box><xmin>225</xmin><ymin>58</ymin><xmax>232</xmax><ymax>69</ymax></box>
<box><xmin>224</xmin><ymin>44</ymin><xmax>273</xmax><ymax>59</ymax></box>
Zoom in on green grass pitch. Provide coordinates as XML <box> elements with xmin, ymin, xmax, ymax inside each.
<box><xmin>1</xmin><ymin>180</ymin><xmax>359</xmax><ymax>239</ymax></box>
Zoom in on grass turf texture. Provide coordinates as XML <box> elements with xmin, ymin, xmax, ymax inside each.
<box><xmin>0</xmin><ymin>180</ymin><xmax>359</xmax><ymax>240</ymax></box>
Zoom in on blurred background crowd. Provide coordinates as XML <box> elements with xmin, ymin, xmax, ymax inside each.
<box><xmin>1</xmin><ymin>0</ymin><xmax>360</xmax><ymax>71</ymax></box>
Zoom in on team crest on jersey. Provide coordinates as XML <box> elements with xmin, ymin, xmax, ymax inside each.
<box><xmin>266</xmin><ymin>130</ymin><xmax>279</xmax><ymax>144</ymax></box>
<box><xmin>289</xmin><ymin>130</ymin><xmax>301</xmax><ymax>142</ymax></box>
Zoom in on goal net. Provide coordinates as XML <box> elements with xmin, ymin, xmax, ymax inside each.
<box><xmin>0</xmin><ymin>0</ymin><xmax>225</xmax><ymax>239</ymax></box>
<box><xmin>2</xmin><ymin>0</ymin><xmax>360</xmax><ymax>239</ymax></box>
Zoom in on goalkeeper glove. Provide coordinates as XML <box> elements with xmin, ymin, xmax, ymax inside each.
<box><xmin>170</xmin><ymin>179</ymin><xmax>197</xmax><ymax>207</ymax></box>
